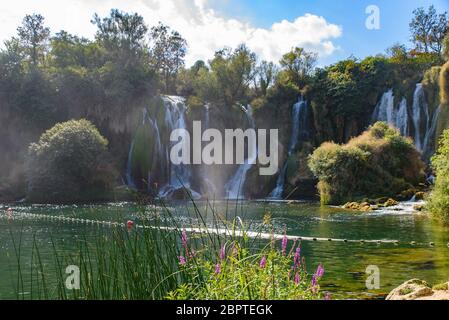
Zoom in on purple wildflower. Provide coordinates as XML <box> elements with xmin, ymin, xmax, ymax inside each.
<box><xmin>281</xmin><ymin>234</ymin><xmax>288</xmax><ymax>255</ymax></box>
<box><xmin>181</xmin><ymin>229</ymin><xmax>188</xmax><ymax>248</ymax></box>
<box><xmin>219</xmin><ymin>246</ymin><xmax>226</xmax><ymax>261</ymax></box>
<box><xmin>178</xmin><ymin>255</ymin><xmax>186</xmax><ymax>266</ymax></box>
<box><xmin>260</xmin><ymin>256</ymin><xmax>267</xmax><ymax>268</ymax></box>
<box><xmin>324</xmin><ymin>292</ymin><xmax>332</xmax><ymax>300</ymax></box>
<box><xmin>215</xmin><ymin>263</ymin><xmax>221</xmax><ymax>275</ymax></box>
<box><xmin>316</xmin><ymin>263</ymin><xmax>324</xmax><ymax>278</ymax></box>
<box><xmin>293</xmin><ymin>247</ymin><xmax>301</xmax><ymax>268</ymax></box>
<box><xmin>311</xmin><ymin>274</ymin><xmax>317</xmax><ymax>287</ymax></box>
<box><xmin>294</xmin><ymin>272</ymin><xmax>300</xmax><ymax>285</ymax></box>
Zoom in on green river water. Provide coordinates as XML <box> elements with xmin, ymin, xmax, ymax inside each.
<box><xmin>0</xmin><ymin>200</ymin><xmax>448</xmax><ymax>300</ymax></box>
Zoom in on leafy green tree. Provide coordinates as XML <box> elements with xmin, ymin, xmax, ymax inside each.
<box><xmin>279</xmin><ymin>47</ymin><xmax>317</xmax><ymax>90</ymax></box>
<box><xmin>150</xmin><ymin>23</ymin><xmax>187</xmax><ymax>93</ymax></box>
<box><xmin>17</xmin><ymin>14</ymin><xmax>50</xmax><ymax>68</ymax></box>
<box><xmin>27</xmin><ymin>119</ymin><xmax>116</xmax><ymax>203</ymax></box>
<box><xmin>208</xmin><ymin>44</ymin><xmax>256</xmax><ymax>106</ymax></box>
<box><xmin>409</xmin><ymin>5</ymin><xmax>449</xmax><ymax>54</ymax></box>
<box><xmin>254</xmin><ymin>60</ymin><xmax>278</xmax><ymax>96</ymax></box>
<box><xmin>92</xmin><ymin>9</ymin><xmax>148</xmax><ymax>55</ymax></box>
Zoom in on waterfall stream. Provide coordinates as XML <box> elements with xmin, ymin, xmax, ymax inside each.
<box><xmin>371</xmin><ymin>84</ymin><xmax>439</xmax><ymax>158</ymax></box>
<box><xmin>224</xmin><ymin>105</ymin><xmax>258</xmax><ymax>199</ymax></box>
<box><xmin>269</xmin><ymin>97</ymin><xmax>308</xmax><ymax>199</ymax></box>
<box><xmin>126</xmin><ymin>96</ymin><xmax>200</xmax><ymax>199</ymax></box>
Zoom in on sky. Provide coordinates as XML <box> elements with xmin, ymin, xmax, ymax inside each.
<box><xmin>1</xmin><ymin>0</ymin><xmax>448</xmax><ymax>67</ymax></box>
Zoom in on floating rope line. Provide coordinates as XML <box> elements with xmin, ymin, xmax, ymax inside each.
<box><xmin>0</xmin><ymin>212</ymin><xmax>446</xmax><ymax>247</ymax></box>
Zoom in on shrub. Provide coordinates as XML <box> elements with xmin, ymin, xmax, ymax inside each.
<box><xmin>167</xmin><ymin>232</ymin><xmax>326</xmax><ymax>300</ymax></box>
<box><xmin>308</xmin><ymin>122</ymin><xmax>425</xmax><ymax>205</ymax></box>
<box><xmin>426</xmin><ymin>128</ymin><xmax>449</xmax><ymax>225</ymax></box>
<box><xmin>27</xmin><ymin>119</ymin><xmax>116</xmax><ymax>203</ymax></box>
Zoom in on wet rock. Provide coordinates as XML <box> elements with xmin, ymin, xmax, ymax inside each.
<box><xmin>382</xmin><ymin>198</ymin><xmax>399</xmax><ymax>207</ymax></box>
<box><xmin>342</xmin><ymin>201</ymin><xmax>373</xmax><ymax>212</ymax></box>
<box><xmin>413</xmin><ymin>204</ymin><xmax>424</xmax><ymax>211</ymax></box>
<box><xmin>414</xmin><ymin>192</ymin><xmax>425</xmax><ymax>200</ymax></box>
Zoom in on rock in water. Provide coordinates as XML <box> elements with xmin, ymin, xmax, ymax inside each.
<box><xmin>386</xmin><ymin>279</ymin><xmax>449</xmax><ymax>300</ymax></box>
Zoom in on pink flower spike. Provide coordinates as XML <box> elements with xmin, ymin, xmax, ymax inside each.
<box><xmin>219</xmin><ymin>246</ymin><xmax>226</xmax><ymax>261</ymax></box>
<box><xmin>260</xmin><ymin>256</ymin><xmax>267</xmax><ymax>268</ymax></box>
<box><xmin>181</xmin><ymin>229</ymin><xmax>188</xmax><ymax>247</ymax></box>
<box><xmin>294</xmin><ymin>272</ymin><xmax>301</xmax><ymax>285</ymax></box>
<box><xmin>281</xmin><ymin>234</ymin><xmax>288</xmax><ymax>255</ymax></box>
<box><xmin>215</xmin><ymin>263</ymin><xmax>221</xmax><ymax>274</ymax></box>
<box><xmin>178</xmin><ymin>255</ymin><xmax>186</xmax><ymax>266</ymax></box>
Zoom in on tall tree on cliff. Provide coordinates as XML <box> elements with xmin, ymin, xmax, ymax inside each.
<box><xmin>17</xmin><ymin>14</ymin><xmax>50</xmax><ymax>68</ymax></box>
<box><xmin>149</xmin><ymin>23</ymin><xmax>187</xmax><ymax>94</ymax></box>
<box><xmin>409</xmin><ymin>5</ymin><xmax>449</xmax><ymax>55</ymax></box>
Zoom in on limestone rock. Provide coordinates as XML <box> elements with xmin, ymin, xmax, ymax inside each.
<box><xmin>387</xmin><ymin>279</ymin><xmax>449</xmax><ymax>300</ymax></box>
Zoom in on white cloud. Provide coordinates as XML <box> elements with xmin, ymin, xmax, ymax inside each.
<box><xmin>0</xmin><ymin>0</ymin><xmax>342</xmax><ymax>65</ymax></box>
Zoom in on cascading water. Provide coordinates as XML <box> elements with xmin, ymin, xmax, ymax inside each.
<box><xmin>200</xmin><ymin>104</ymin><xmax>217</xmax><ymax>196</ymax></box>
<box><xmin>423</xmin><ymin>106</ymin><xmax>441</xmax><ymax>160</ymax></box>
<box><xmin>225</xmin><ymin>105</ymin><xmax>257</xmax><ymax>199</ymax></box>
<box><xmin>371</xmin><ymin>90</ymin><xmax>409</xmax><ymax>136</ymax></box>
<box><xmin>126</xmin><ymin>95</ymin><xmax>200</xmax><ymax>199</ymax></box>
<box><xmin>371</xmin><ymin>84</ymin><xmax>440</xmax><ymax>158</ymax></box>
<box><xmin>269</xmin><ymin>97</ymin><xmax>308</xmax><ymax>199</ymax></box>
<box><xmin>411</xmin><ymin>84</ymin><xmax>430</xmax><ymax>152</ymax></box>
<box><xmin>158</xmin><ymin>96</ymin><xmax>200</xmax><ymax>199</ymax></box>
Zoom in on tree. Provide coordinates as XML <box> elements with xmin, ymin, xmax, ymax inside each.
<box><xmin>27</xmin><ymin>119</ymin><xmax>116</xmax><ymax>203</ymax></box>
<box><xmin>409</xmin><ymin>5</ymin><xmax>449</xmax><ymax>54</ymax></box>
<box><xmin>17</xmin><ymin>14</ymin><xmax>50</xmax><ymax>67</ymax></box>
<box><xmin>150</xmin><ymin>23</ymin><xmax>187</xmax><ymax>93</ymax></box>
<box><xmin>254</xmin><ymin>60</ymin><xmax>278</xmax><ymax>96</ymax></box>
<box><xmin>91</xmin><ymin>9</ymin><xmax>148</xmax><ymax>55</ymax></box>
<box><xmin>209</xmin><ymin>44</ymin><xmax>256</xmax><ymax>106</ymax></box>
<box><xmin>279</xmin><ymin>47</ymin><xmax>317</xmax><ymax>90</ymax></box>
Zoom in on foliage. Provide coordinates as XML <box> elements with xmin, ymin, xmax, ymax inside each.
<box><xmin>427</xmin><ymin>128</ymin><xmax>449</xmax><ymax>225</ymax></box>
<box><xmin>27</xmin><ymin>119</ymin><xmax>116</xmax><ymax>203</ymax></box>
<box><xmin>308</xmin><ymin>122</ymin><xmax>425</xmax><ymax>205</ymax></box>
<box><xmin>150</xmin><ymin>23</ymin><xmax>187</xmax><ymax>93</ymax></box>
<box><xmin>168</xmin><ymin>244</ymin><xmax>324</xmax><ymax>300</ymax></box>
<box><xmin>17</xmin><ymin>14</ymin><xmax>50</xmax><ymax>68</ymax></box>
<box><xmin>409</xmin><ymin>5</ymin><xmax>449</xmax><ymax>55</ymax></box>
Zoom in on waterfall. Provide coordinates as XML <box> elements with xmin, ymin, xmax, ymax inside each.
<box><xmin>126</xmin><ymin>95</ymin><xmax>200</xmax><ymax>199</ymax></box>
<box><xmin>411</xmin><ymin>84</ymin><xmax>430</xmax><ymax>152</ymax></box>
<box><xmin>200</xmin><ymin>105</ymin><xmax>217</xmax><ymax>196</ymax></box>
<box><xmin>225</xmin><ymin>105</ymin><xmax>258</xmax><ymax>199</ymax></box>
<box><xmin>372</xmin><ymin>84</ymin><xmax>440</xmax><ymax>158</ymax></box>
<box><xmin>158</xmin><ymin>96</ymin><xmax>200</xmax><ymax>199</ymax></box>
<box><xmin>396</xmin><ymin>98</ymin><xmax>409</xmax><ymax>136</ymax></box>
<box><xmin>371</xmin><ymin>90</ymin><xmax>409</xmax><ymax>136</ymax></box>
<box><xmin>269</xmin><ymin>97</ymin><xmax>308</xmax><ymax>199</ymax></box>
<box><xmin>423</xmin><ymin>106</ymin><xmax>441</xmax><ymax>159</ymax></box>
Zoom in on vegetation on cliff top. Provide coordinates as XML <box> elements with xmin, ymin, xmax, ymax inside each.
<box><xmin>308</xmin><ymin>122</ymin><xmax>425</xmax><ymax>205</ymax></box>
